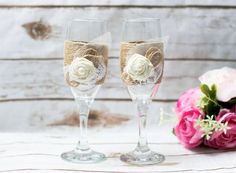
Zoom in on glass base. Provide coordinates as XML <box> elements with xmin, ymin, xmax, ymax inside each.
<box><xmin>120</xmin><ymin>148</ymin><xmax>165</xmax><ymax>165</ymax></box>
<box><xmin>61</xmin><ymin>149</ymin><xmax>106</xmax><ymax>164</ymax></box>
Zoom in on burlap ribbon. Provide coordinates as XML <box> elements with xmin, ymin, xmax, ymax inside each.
<box><xmin>120</xmin><ymin>41</ymin><xmax>164</xmax><ymax>85</ymax></box>
<box><xmin>64</xmin><ymin>40</ymin><xmax>108</xmax><ymax>87</ymax></box>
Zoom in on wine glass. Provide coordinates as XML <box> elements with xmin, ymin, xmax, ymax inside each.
<box><xmin>62</xmin><ymin>19</ymin><xmax>110</xmax><ymax>163</ymax></box>
<box><xmin>119</xmin><ymin>18</ymin><xmax>165</xmax><ymax>165</ymax></box>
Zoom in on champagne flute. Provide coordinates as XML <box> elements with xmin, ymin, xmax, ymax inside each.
<box><xmin>120</xmin><ymin>18</ymin><xmax>165</xmax><ymax>165</ymax></box>
<box><xmin>62</xmin><ymin>19</ymin><xmax>109</xmax><ymax>163</ymax></box>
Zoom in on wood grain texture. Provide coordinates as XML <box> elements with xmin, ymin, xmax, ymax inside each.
<box><xmin>0</xmin><ymin>2</ymin><xmax>235</xmax><ymax>171</ymax></box>
<box><xmin>0</xmin><ymin>0</ymin><xmax>235</xmax><ymax>7</ymax></box>
<box><xmin>0</xmin><ymin>132</ymin><xmax>235</xmax><ymax>172</ymax></box>
<box><xmin>0</xmin><ymin>100</ymin><xmax>174</xmax><ymax>131</ymax></box>
<box><xmin>0</xmin><ymin>8</ymin><xmax>236</xmax><ymax>59</ymax></box>
<box><xmin>0</xmin><ymin>59</ymin><xmax>235</xmax><ymax>101</ymax></box>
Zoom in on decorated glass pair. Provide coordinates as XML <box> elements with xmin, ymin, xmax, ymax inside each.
<box><xmin>62</xmin><ymin>18</ymin><xmax>165</xmax><ymax>165</ymax></box>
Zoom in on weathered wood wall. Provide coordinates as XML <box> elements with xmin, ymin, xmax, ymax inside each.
<box><xmin>0</xmin><ymin>0</ymin><xmax>236</xmax><ymax>131</ymax></box>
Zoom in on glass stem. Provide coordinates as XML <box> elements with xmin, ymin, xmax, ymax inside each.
<box><xmin>75</xmin><ymin>98</ymin><xmax>91</xmax><ymax>151</ymax></box>
<box><xmin>136</xmin><ymin>99</ymin><xmax>150</xmax><ymax>153</ymax></box>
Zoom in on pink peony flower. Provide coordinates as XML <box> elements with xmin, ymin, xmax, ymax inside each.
<box><xmin>199</xmin><ymin>67</ymin><xmax>236</xmax><ymax>102</ymax></box>
<box><xmin>231</xmin><ymin>105</ymin><xmax>236</xmax><ymax>114</ymax></box>
<box><xmin>175</xmin><ymin>107</ymin><xmax>204</xmax><ymax>149</ymax></box>
<box><xmin>204</xmin><ymin>109</ymin><xmax>236</xmax><ymax>149</ymax></box>
<box><xmin>176</xmin><ymin>88</ymin><xmax>201</xmax><ymax>116</ymax></box>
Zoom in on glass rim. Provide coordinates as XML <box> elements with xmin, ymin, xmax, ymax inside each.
<box><xmin>123</xmin><ymin>18</ymin><xmax>161</xmax><ymax>22</ymax></box>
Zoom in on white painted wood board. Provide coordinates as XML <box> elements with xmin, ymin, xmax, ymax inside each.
<box><xmin>0</xmin><ymin>0</ymin><xmax>235</xmax><ymax>6</ymax></box>
<box><xmin>0</xmin><ymin>100</ymin><xmax>175</xmax><ymax>132</ymax></box>
<box><xmin>0</xmin><ymin>8</ymin><xmax>235</xmax><ymax>59</ymax></box>
<box><xmin>0</xmin><ymin>59</ymin><xmax>235</xmax><ymax>101</ymax></box>
<box><xmin>0</xmin><ymin>132</ymin><xmax>235</xmax><ymax>172</ymax></box>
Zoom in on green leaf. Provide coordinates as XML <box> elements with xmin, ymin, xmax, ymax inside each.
<box><xmin>228</xmin><ymin>97</ymin><xmax>236</xmax><ymax>105</ymax></box>
<box><xmin>200</xmin><ymin>97</ymin><xmax>208</xmax><ymax>109</ymax></box>
<box><xmin>200</xmin><ymin>84</ymin><xmax>210</xmax><ymax>97</ymax></box>
<box><xmin>210</xmin><ymin>84</ymin><xmax>217</xmax><ymax>99</ymax></box>
<box><xmin>207</xmin><ymin>102</ymin><xmax>219</xmax><ymax>119</ymax></box>
<box><xmin>200</xmin><ymin>84</ymin><xmax>221</xmax><ymax>117</ymax></box>
<box><xmin>218</xmin><ymin>97</ymin><xmax>236</xmax><ymax>109</ymax></box>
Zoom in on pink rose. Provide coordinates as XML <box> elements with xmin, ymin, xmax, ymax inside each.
<box><xmin>199</xmin><ymin>67</ymin><xmax>236</xmax><ymax>102</ymax></box>
<box><xmin>204</xmin><ymin>109</ymin><xmax>236</xmax><ymax>149</ymax></box>
<box><xmin>175</xmin><ymin>107</ymin><xmax>204</xmax><ymax>149</ymax></box>
<box><xmin>176</xmin><ymin>88</ymin><xmax>201</xmax><ymax>116</ymax></box>
<box><xmin>231</xmin><ymin>105</ymin><xmax>236</xmax><ymax>114</ymax></box>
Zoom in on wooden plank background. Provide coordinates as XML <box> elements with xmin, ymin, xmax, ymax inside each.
<box><xmin>0</xmin><ymin>0</ymin><xmax>236</xmax><ymax>131</ymax></box>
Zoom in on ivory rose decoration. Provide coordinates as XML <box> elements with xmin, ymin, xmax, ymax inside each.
<box><xmin>199</xmin><ymin>67</ymin><xmax>236</xmax><ymax>102</ymax></box>
<box><xmin>69</xmin><ymin>57</ymin><xmax>96</xmax><ymax>83</ymax></box>
<box><xmin>125</xmin><ymin>53</ymin><xmax>154</xmax><ymax>81</ymax></box>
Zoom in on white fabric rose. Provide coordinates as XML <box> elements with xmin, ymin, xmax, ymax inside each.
<box><xmin>125</xmin><ymin>53</ymin><xmax>154</xmax><ymax>81</ymax></box>
<box><xmin>199</xmin><ymin>67</ymin><xmax>236</xmax><ymax>102</ymax></box>
<box><xmin>69</xmin><ymin>57</ymin><xmax>96</xmax><ymax>83</ymax></box>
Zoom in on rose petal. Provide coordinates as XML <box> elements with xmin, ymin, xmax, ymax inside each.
<box><xmin>199</xmin><ymin>67</ymin><xmax>236</xmax><ymax>102</ymax></box>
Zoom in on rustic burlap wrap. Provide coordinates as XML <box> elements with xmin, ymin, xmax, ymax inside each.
<box><xmin>120</xmin><ymin>41</ymin><xmax>164</xmax><ymax>85</ymax></box>
<box><xmin>64</xmin><ymin>40</ymin><xmax>108</xmax><ymax>87</ymax></box>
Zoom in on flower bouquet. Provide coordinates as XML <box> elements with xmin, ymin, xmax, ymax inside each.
<box><xmin>174</xmin><ymin>67</ymin><xmax>236</xmax><ymax>149</ymax></box>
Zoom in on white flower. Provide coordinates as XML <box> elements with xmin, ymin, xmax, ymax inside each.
<box><xmin>199</xmin><ymin>67</ymin><xmax>236</xmax><ymax>102</ymax></box>
<box><xmin>125</xmin><ymin>53</ymin><xmax>154</xmax><ymax>81</ymax></box>
<box><xmin>69</xmin><ymin>57</ymin><xmax>96</xmax><ymax>83</ymax></box>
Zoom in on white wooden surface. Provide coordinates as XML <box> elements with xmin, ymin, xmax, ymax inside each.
<box><xmin>0</xmin><ymin>0</ymin><xmax>235</xmax><ymax>154</ymax></box>
<box><xmin>1</xmin><ymin>0</ymin><xmax>235</xmax><ymax>6</ymax></box>
<box><xmin>0</xmin><ymin>1</ymin><xmax>236</xmax><ymax>172</ymax></box>
<box><xmin>1</xmin><ymin>59</ymin><xmax>236</xmax><ymax>101</ymax></box>
<box><xmin>0</xmin><ymin>131</ymin><xmax>236</xmax><ymax>173</ymax></box>
<box><xmin>0</xmin><ymin>0</ymin><xmax>235</xmax><ymax>102</ymax></box>
<box><xmin>0</xmin><ymin>100</ymin><xmax>175</xmax><ymax>132</ymax></box>
<box><xmin>0</xmin><ymin>7</ymin><xmax>236</xmax><ymax>59</ymax></box>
